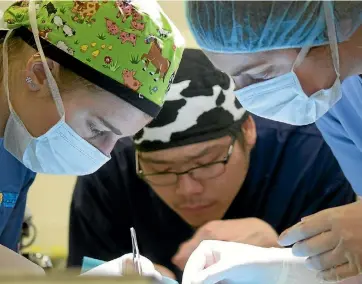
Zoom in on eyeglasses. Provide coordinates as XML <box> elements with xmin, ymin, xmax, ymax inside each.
<box><xmin>136</xmin><ymin>135</ymin><xmax>237</xmax><ymax>186</ymax></box>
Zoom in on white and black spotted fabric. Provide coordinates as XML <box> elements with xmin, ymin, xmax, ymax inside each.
<box><xmin>134</xmin><ymin>48</ymin><xmax>247</xmax><ymax>152</ymax></box>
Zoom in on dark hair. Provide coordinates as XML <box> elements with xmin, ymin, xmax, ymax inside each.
<box><xmin>228</xmin><ymin>112</ymin><xmax>250</xmax><ymax>147</ymax></box>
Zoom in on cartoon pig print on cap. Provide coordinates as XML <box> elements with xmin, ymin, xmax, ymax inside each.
<box><xmin>122</xmin><ymin>69</ymin><xmax>142</xmax><ymax>92</ymax></box>
<box><xmin>119</xmin><ymin>31</ymin><xmax>137</xmax><ymax>46</ymax></box>
<box><xmin>105</xmin><ymin>18</ymin><xmax>119</xmax><ymax>35</ymax></box>
<box><xmin>115</xmin><ymin>0</ymin><xmax>133</xmax><ymax>22</ymax></box>
<box><xmin>131</xmin><ymin>20</ymin><xmax>145</xmax><ymax>31</ymax></box>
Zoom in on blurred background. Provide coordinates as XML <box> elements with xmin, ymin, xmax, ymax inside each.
<box><xmin>22</xmin><ymin>0</ymin><xmax>198</xmax><ymax>270</ymax></box>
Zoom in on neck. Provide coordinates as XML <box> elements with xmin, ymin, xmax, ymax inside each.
<box><xmin>0</xmin><ymin>84</ymin><xmax>10</xmax><ymax>138</ymax></box>
<box><xmin>339</xmin><ymin>26</ymin><xmax>362</xmax><ymax>80</ymax></box>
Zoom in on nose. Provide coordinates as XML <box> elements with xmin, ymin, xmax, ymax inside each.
<box><xmin>232</xmin><ymin>74</ymin><xmax>256</xmax><ymax>91</ymax></box>
<box><xmin>176</xmin><ymin>174</ymin><xmax>204</xmax><ymax>196</ymax></box>
<box><xmin>101</xmin><ymin>135</ymin><xmax>120</xmax><ymax>156</ymax></box>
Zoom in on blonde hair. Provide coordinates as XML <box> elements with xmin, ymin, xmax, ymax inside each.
<box><xmin>0</xmin><ymin>34</ymin><xmax>151</xmax><ymax>121</ymax></box>
<box><xmin>0</xmin><ymin>35</ymin><xmax>92</xmax><ymax>95</ymax></box>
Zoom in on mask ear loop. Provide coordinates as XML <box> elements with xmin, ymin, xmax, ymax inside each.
<box><xmin>28</xmin><ymin>0</ymin><xmax>65</xmax><ymax>120</ymax></box>
<box><xmin>292</xmin><ymin>46</ymin><xmax>311</xmax><ymax>71</ymax></box>
<box><xmin>323</xmin><ymin>1</ymin><xmax>340</xmax><ymax>77</ymax></box>
<box><xmin>3</xmin><ymin>29</ymin><xmax>14</xmax><ymax>113</ymax></box>
<box><xmin>3</xmin><ymin>29</ymin><xmax>42</xmax><ymax>140</ymax></box>
<box><xmin>293</xmin><ymin>2</ymin><xmax>340</xmax><ymax>77</ymax></box>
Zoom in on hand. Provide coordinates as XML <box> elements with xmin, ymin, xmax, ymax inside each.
<box><xmin>81</xmin><ymin>253</ymin><xmax>162</xmax><ymax>280</ymax></box>
<box><xmin>278</xmin><ymin>201</ymin><xmax>362</xmax><ymax>282</ymax></box>
<box><xmin>172</xmin><ymin>218</ymin><xmax>278</xmax><ymax>270</ymax></box>
<box><xmin>182</xmin><ymin>240</ymin><xmax>311</xmax><ymax>284</ymax></box>
<box><xmin>153</xmin><ymin>264</ymin><xmax>177</xmax><ymax>280</ymax></box>
<box><xmin>340</xmin><ymin>275</ymin><xmax>362</xmax><ymax>284</ymax></box>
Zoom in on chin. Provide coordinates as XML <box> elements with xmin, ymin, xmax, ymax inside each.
<box><xmin>173</xmin><ymin>203</ymin><xmax>226</xmax><ymax>227</ymax></box>
<box><xmin>185</xmin><ymin>220</ymin><xmax>208</xmax><ymax>229</ymax></box>
<box><xmin>181</xmin><ymin>214</ymin><xmax>221</xmax><ymax>228</ymax></box>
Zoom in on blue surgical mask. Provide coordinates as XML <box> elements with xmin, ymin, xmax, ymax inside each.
<box><xmin>234</xmin><ymin>1</ymin><xmax>341</xmax><ymax>126</ymax></box>
<box><xmin>2</xmin><ymin>1</ymin><xmax>110</xmax><ymax>175</ymax></box>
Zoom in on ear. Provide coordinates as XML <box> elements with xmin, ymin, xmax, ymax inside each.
<box><xmin>241</xmin><ymin>115</ymin><xmax>257</xmax><ymax>149</ymax></box>
<box><xmin>24</xmin><ymin>54</ymin><xmax>55</xmax><ymax>92</ymax></box>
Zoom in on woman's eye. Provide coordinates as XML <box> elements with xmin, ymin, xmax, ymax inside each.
<box><xmin>252</xmin><ymin>72</ymin><xmax>269</xmax><ymax>80</ymax></box>
<box><xmin>89</xmin><ymin>123</ymin><xmax>107</xmax><ymax>140</ymax></box>
<box><xmin>261</xmin><ymin>73</ymin><xmax>269</xmax><ymax>80</ymax></box>
<box><xmin>91</xmin><ymin>129</ymin><xmax>106</xmax><ymax>139</ymax></box>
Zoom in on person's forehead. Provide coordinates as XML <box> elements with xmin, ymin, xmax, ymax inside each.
<box><xmin>203</xmin><ymin>49</ymin><xmax>296</xmax><ymax>76</ymax></box>
<box><xmin>202</xmin><ymin>49</ymin><xmax>267</xmax><ymax>76</ymax></box>
<box><xmin>139</xmin><ymin>136</ymin><xmax>231</xmax><ymax>162</ymax></box>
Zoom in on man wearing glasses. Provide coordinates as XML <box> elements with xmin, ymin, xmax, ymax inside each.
<box><xmin>67</xmin><ymin>49</ymin><xmax>356</xmax><ymax>282</ymax></box>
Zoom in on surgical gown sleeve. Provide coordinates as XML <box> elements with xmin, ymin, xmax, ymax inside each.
<box><xmin>316</xmin><ymin>76</ymin><xmax>362</xmax><ymax>195</ymax></box>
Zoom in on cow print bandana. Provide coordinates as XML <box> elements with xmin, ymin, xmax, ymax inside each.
<box><xmin>133</xmin><ymin>48</ymin><xmax>247</xmax><ymax>152</ymax></box>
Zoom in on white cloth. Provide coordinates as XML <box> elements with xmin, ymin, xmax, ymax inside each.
<box><xmin>182</xmin><ymin>240</ymin><xmax>328</xmax><ymax>284</ymax></box>
<box><xmin>81</xmin><ymin>253</ymin><xmax>162</xmax><ymax>280</ymax></box>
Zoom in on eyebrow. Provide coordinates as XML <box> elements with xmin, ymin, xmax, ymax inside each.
<box><xmin>97</xmin><ymin>116</ymin><xmax>123</xmax><ymax>136</ymax></box>
<box><xmin>140</xmin><ymin>144</ymin><xmax>224</xmax><ymax>165</ymax></box>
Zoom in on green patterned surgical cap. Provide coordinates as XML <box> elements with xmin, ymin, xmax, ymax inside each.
<box><xmin>3</xmin><ymin>0</ymin><xmax>185</xmax><ymax>117</ymax></box>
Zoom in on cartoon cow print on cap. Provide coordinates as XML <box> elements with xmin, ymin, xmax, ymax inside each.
<box><xmin>134</xmin><ymin>78</ymin><xmax>245</xmax><ymax>144</ymax></box>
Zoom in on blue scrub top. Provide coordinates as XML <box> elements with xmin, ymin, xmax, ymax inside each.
<box><xmin>0</xmin><ymin>138</ymin><xmax>35</xmax><ymax>251</ymax></box>
<box><xmin>316</xmin><ymin>75</ymin><xmax>362</xmax><ymax>195</ymax></box>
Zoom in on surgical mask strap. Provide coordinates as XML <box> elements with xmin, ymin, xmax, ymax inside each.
<box><xmin>293</xmin><ymin>2</ymin><xmax>340</xmax><ymax>75</ymax></box>
<box><xmin>324</xmin><ymin>1</ymin><xmax>340</xmax><ymax>76</ymax></box>
<box><xmin>3</xmin><ymin>29</ymin><xmax>14</xmax><ymax>112</ymax></box>
<box><xmin>3</xmin><ymin>29</ymin><xmax>45</xmax><ymax>136</ymax></box>
<box><xmin>28</xmin><ymin>0</ymin><xmax>65</xmax><ymax>118</ymax></box>
<box><xmin>293</xmin><ymin>46</ymin><xmax>311</xmax><ymax>70</ymax></box>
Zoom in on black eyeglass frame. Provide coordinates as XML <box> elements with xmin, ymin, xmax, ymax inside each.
<box><xmin>135</xmin><ymin>134</ymin><xmax>237</xmax><ymax>186</ymax></box>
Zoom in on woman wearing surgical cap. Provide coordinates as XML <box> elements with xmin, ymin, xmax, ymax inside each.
<box><xmin>0</xmin><ymin>0</ymin><xmax>183</xmax><ymax>259</ymax></box>
<box><xmin>184</xmin><ymin>1</ymin><xmax>362</xmax><ymax>283</ymax></box>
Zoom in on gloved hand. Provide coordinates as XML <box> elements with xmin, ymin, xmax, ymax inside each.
<box><xmin>181</xmin><ymin>240</ymin><xmax>319</xmax><ymax>284</ymax></box>
<box><xmin>278</xmin><ymin>201</ymin><xmax>362</xmax><ymax>282</ymax></box>
<box><xmin>81</xmin><ymin>253</ymin><xmax>162</xmax><ymax>280</ymax></box>
<box><xmin>172</xmin><ymin>218</ymin><xmax>279</xmax><ymax>270</ymax></box>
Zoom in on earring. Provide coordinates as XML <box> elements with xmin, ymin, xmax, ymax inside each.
<box><xmin>25</xmin><ymin>76</ymin><xmax>40</xmax><ymax>91</ymax></box>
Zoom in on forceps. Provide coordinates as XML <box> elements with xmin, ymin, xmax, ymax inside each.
<box><xmin>130</xmin><ymin>227</ymin><xmax>142</xmax><ymax>275</ymax></box>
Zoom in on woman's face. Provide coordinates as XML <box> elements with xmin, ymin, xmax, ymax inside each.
<box><xmin>203</xmin><ymin>49</ymin><xmax>298</xmax><ymax>89</ymax></box>
<box><xmin>10</xmin><ymin>57</ymin><xmax>151</xmax><ymax>156</ymax></box>
<box><xmin>63</xmin><ymin>86</ymin><xmax>151</xmax><ymax>156</ymax></box>
<box><xmin>203</xmin><ymin>47</ymin><xmax>336</xmax><ymax>96</ymax></box>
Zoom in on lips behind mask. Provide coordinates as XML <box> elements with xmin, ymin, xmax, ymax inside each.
<box><xmin>2</xmin><ymin>1</ymin><xmax>110</xmax><ymax>175</ymax></box>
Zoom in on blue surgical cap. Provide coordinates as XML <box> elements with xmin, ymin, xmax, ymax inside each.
<box><xmin>185</xmin><ymin>1</ymin><xmax>362</xmax><ymax>53</ymax></box>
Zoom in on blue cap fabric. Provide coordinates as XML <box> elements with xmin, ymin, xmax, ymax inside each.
<box><xmin>185</xmin><ymin>1</ymin><xmax>362</xmax><ymax>53</ymax></box>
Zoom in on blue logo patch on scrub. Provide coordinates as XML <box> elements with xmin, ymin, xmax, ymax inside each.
<box><xmin>0</xmin><ymin>192</ymin><xmax>19</xmax><ymax>208</ymax></box>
